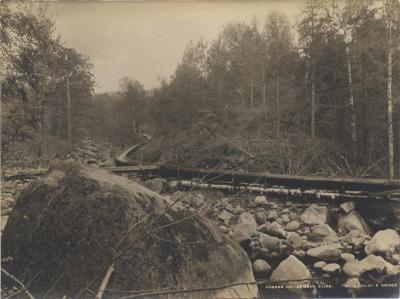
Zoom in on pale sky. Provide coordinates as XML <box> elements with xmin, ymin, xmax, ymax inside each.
<box><xmin>47</xmin><ymin>1</ymin><xmax>302</xmax><ymax>93</ymax></box>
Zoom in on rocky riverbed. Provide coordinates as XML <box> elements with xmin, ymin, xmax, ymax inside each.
<box><xmin>142</xmin><ymin>178</ymin><xmax>400</xmax><ymax>298</ymax></box>
<box><xmin>2</xmin><ymin>162</ymin><xmax>400</xmax><ymax>298</ymax></box>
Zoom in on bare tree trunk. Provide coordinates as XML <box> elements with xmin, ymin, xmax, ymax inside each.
<box><xmin>250</xmin><ymin>64</ymin><xmax>254</xmax><ymax>108</ymax></box>
<box><xmin>387</xmin><ymin>19</ymin><xmax>394</xmax><ymax>179</ymax></box>
<box><xmin>276</xmin><ymin>55</ymin><xmax>280</xmax><ymax>137</ymax></box>
<box><xmin>311</xmin><ymin>56</ymin><xmax>316</xmax><ymax>139</ymax></box>
<box><xmin>310</xmin><ymin>5</ymin><xmax>316</xmax><ymax>140</ymax></box>
<box><xmin>262</xmin><ymin>68</ymin><xmax>267</xmax><ymax>119</ymax></box>
<box><xmin>346</xmin><ymin>43</ymin><xmax>357</xmax><ymax>161</ymax></box>
<box><xmin>38</xmin><ymin>96</ymin><xmax>44</xmax><ymax>161</ymax></box>
<box><xmin>66</xmin><ymin>73</ymin><xmax>72</xmax><ymax>150</ymax></box>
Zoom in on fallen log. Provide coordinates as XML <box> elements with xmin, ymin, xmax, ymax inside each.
<box><xmin>104</xmin><ymin>164</ymin><xmax>400</xmax><ymax>195</ymax></box>
<box><xmin>169</xmin><ymin>180</ymin><xmax>399</xmax><ymax>202</ymax></box>
<box><xmin>2</xmin><ymin>169</ymin><xmax>48</xmax><ymax>181</ymax></box>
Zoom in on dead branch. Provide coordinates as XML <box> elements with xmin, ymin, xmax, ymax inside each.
<box><xmin>2</xmin><ymin>268</ymin><xmax>35</xmax><ymax>299</ymax></box>
<box><xmin>95</xmin><ymin>263</ymin><xmax>114</xmax><ymax>299</ymax></box>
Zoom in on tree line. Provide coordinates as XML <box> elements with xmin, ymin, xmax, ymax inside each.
<box><xmin>89</xmin><ymin>0</ymin><xmax>400</xmax><ymax>178</ymax></box>
<box><xmin>1</xmin><ymin>1</ymin><xmax>399</xmax><ymax>178</ymax></box>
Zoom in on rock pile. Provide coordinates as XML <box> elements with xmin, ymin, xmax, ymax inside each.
<box><xmin>211</xmin><ymin>194</ymin><xmax>400</xmax><ymax>296</ymax></box>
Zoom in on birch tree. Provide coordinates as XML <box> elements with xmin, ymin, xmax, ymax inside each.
<box><xmin>384</xmin><ymin>0</ymin><xmax>395</xmax><ymax>178</ymax></box>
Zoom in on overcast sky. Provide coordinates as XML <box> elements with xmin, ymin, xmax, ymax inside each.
<box><xmin>47</xmin><ymin>1</ymin><xmax>302</xmax><ymax>93</ymax></box>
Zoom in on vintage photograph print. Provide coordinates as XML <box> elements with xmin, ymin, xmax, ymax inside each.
<box><xmin>1</xmin><ymin>0</ymin><xmax>400</xmax><ymax>298</ymax></box>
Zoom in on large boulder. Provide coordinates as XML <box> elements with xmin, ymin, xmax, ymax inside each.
<box><xmin>271</xmin><ymin>255</ymin><xmax>311</xmax><ymax>289</ymax></box>
<box><xmin>343</xmin><ymin>254</ymin><xmax>400</xmax><ymax>278</ymax></box>
<box><xmin>307</xmin><ymin>244</ymin><xmax>342</xmax><ymax>261</ymax></box>
<box><xmin>337</xmin><ymin>211</ymin><xmax>370</xmax><ymax>236</ymax></box>
<box><xmin>365</xmin><ymin>229</ymin><xmax>400</xmax><ymax>256</ymax></box>
<box><xmin>300</xmin><ymin>204</ymin><xmax>328</xmax><ymax>225</ymax></box>
<box><xmin>1</xmin><ymin>161</ymin><xmax>258</xmax><ymax>299</ymax></box>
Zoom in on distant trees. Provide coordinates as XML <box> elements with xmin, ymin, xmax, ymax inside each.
<box><xmin>86</xmin><ymin>2</ymin><xmax>400</xmax><ymax>177</ymax></box>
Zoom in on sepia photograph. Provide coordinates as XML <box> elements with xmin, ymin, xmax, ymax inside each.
<box><xmin>1</xmin><ymin>0</ymin><xmax>400</xmax><ymax>298</ymax></box>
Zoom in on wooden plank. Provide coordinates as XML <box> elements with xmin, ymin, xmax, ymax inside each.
<box><xmin>158</xmin><ymin>164</ymin><xmax>400</xmax><ymax>193</ymax></box>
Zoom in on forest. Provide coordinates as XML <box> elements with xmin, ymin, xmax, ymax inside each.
<box><xmin>2</xmin><ymin>0</ymin><xmax>400</xmax><ymax>179</ymax></box>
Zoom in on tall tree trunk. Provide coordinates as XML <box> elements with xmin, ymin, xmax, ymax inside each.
<box><xmin>38</xmin><ymin>95</ymin><xmax>43</xmax><ymax>160</ymax></box>
<box><xmin>66</xmin><ymin>73</ymin><xmax>72</xmax><ymax>150</ymax></box>
<box><xmin>361</xmin><ymin>53</ymin><xmax>368</xmax><ymax>162</ymax></box>
<box><xmin>262</xmin><ymin>68</ymin><xmax>267</xmax><ymax>119</ymax></box>
<box><xmin>276</xmin><ymin>55</ymin><xmax>280</xmax><ymax>137</ymax></box>
<box><xmin>310</xmin><ymin>5</ymin><xmax>316</xmax><ymax>140</ymax></box>
<box><xmin>311</xmin><ymin>56</ymin><xmax>316</xmax><ymax>139</ymax></box>
<box><xmin>250</xmin><ymin>64</ymin><xmax>254</xmax><ymax>108</ymax></box>
<box><xmin>387</xmin><ymin>18</ymin><xmax>394</xmax><ymax>179</ymax></box>
<box><xmin>345</xmin><ymin>43</ymin><xmax>357</xmax><ymax>162</ymax></box>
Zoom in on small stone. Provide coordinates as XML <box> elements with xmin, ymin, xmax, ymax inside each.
<box><xmin>218</xmin><ymin>210</ymin><xmax>234</xmax><ymax>221</ymax></box>
<box><xmin>142</xmin><ymin>178</ymin><xmax>167</xmax><ymax>193</ymax></box>
<box><xmin>265</xmin><ymin>221</ymin><xmax>286</xmax><ymax>238</ymax></box>
<box><xmin>340</xmin><ymin>201</ymin><xmax>356</xmax><ymax>214</ymax></box>
<box><xmin>232</xmin><ymin>228</ymin><xmax>251</xmax><ymax>244</ymax></box>
<box><xmin>254</xmin><ymin>196</ymin><xmax>268</xmax><ymax>206</ymax></box>
<box><xmin>343</xmin><ymin>278</ymin><xmax>361</xmax><ymax>289</ymax></box>
<box><xmin>313</xmin><ymin>261</ymin><xmax>326</xmax><ymax>269</ymax></box>
<box><xmin>341</xmin><ymin>253</ymin><xmax>355</xmax><ymax>262</ymax></box>
<box><xmin>232</xmin><ymin>206</ymin><xmax>245</xmax><ymax>214</ymax></box>
<box><xmin>237</xmin><ymin>212</ymin><xmax>257</xmax><ymax>230</ymax></box>
<box><xmin>300</xmin><ymin>204</ymin><xmax>328</xmax><ymax>225</ymax></box>
<box><xmin>322</xmin><ymin>263</ymin><xmax>341</xmax><ymax>273</ymax></box>
<box><xmin>267</xmin><ymin>211</ymin><xmax>278</xmax><ymax>221</ymax></box>
<box><xmin>286</xmin><ymin>232</ymin><xmax>303</xmax><ymax>249</ymax></box>
<box><xmin>253</xmin><ymin>259</ymin><xmax>272</xmax><ymax>276</ymax></box>
<box><xmin>234</xmin><ymin>223</ymin><xmax>257</xmax><ymax>238</ymax></box>
<box><xmin>258</xmin><ymin>223</ymin><xmax>271</xmax><ymax>234</ymax></box>
<box><xmin>281</xmin><ymin>214</ymin><xmax>290</xmax><ymax>224</ymax></box>
<box><xmin>219</xmin><ymin>226</ymin><xmax>229</xmax><ymax>234</ymax></box>
<box><xmin>270</xmin><ymin>203</ymin><xmax>279</xmax><ymax>209</ymax></box>
<box><xmin>338</xmin><ymin>211</ymin><xmax>370</xmax><ymax>236</ymax></box>
<box><xmin>392</xmin><ymin>254</ymin><xmax>400</xmax><ymax>265</ymax></box>
<box><xmin>224</xmin><ymin>203</ymin><xmax>234</xmax><ymax>212</ymax></box>
<box><xmin>258</xmin><ymin>232</ymin><xmax>281</xmax><ymax>250</ymax></box>
<box><xmin>344</xmin><ymin>230</ymin><xmax>367</xmax><ymax>247</ymax></box>
<box><xmin>86</xmin><ymin>158</ymin><xmax>97</xmax><ymax>164</ymax></box>
<box><xmin>276</xmin><ymin>218</ymin><xmax>284</xmax><ymax>225</ymax></box>
<box><xmin>289</xmin><ymin>211</ymin><xmax>297</xmax><ymax>220</ymax></box>
<box><xmin>191</xmin><ymin>194</ymin><xmax>205</xmax><ymax>208</ymax></box>
<box><xmin>281</xmin><ymin>208</ymin><xmax>290</xmax><ymax>214</ymax></box>
<box><xmin>286</xmin><ymin>221</ymin><xmax>300</xmax><ymax>232</ymax></box>
<box><xmin>293</xmin><ymin>249</ymin><xmax>306</xmax><ymax>258</ymax></box>
<box><xmin>307</xmin><ymin>244</ymin><xmax>342</xmax><ymax>261</ymax></box>
<box><xmin>255</xmin><ymin>212</ymin><xmax>267</xmax><ymax>225</ymax></box>
<box><xmin>311</xmin><ymin>224</ymin><xmax>338</xmax><ymax>242</ymax></box>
